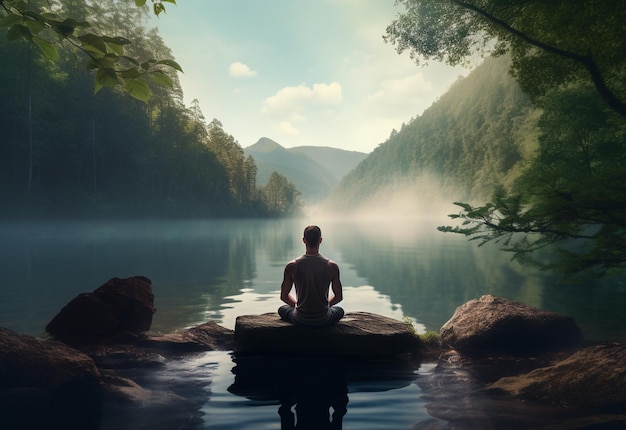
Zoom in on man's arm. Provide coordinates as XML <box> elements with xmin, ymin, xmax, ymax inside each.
<box><xmin>328</xmin><ymin>260</ymin><xmax>343</xmax><ymax>306</ymax></box>
<box><xmin>280</xmin><ymin>260</ymin><xmax>297</xmax><ymax>306</ymax></box>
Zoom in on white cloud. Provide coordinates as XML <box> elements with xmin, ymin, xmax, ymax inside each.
<box><xmin>277</xmin><ymin>121</ymin><xmax>300</xmax><ymax>136</ymax></box>
<box><xmin>228</xmin><ymin>62</ymin><xmax>258</xmax><ymax>78</ymax></box>
<box><xmin>310</xmin><ymin>82</ymin><xmax>343</xmax><ymax>105</ymax></box>
<box><xmin>261</xmin><ymin>82</ymin><xmax>343</xmax><ymax>117</ymax></box>
<box><xmin>365</xmin><ymin>72</ymin><xmax>434</xmax><ymax>116</ymax></box>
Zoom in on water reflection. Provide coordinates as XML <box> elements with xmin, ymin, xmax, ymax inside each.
<box><xmin>228</xmin><ymin>354</ymin><xmax>419</xmax><ymax>429</ymax></box>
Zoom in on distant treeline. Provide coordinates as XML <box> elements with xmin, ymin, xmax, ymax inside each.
<box><xmin>0</xmin><ymin>1</ymin><xmax>300</xmax><ymax>219</ymax></box>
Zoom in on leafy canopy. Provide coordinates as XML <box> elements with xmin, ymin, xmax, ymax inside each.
<box><xmin>0</xmin><ymin>0</ymin><xmax>182</xmax><ymax>101</ymax></box>
<box><xmin>385</xmin><ymin>0</ymin><xmax>626</xmax><ymax>117</ymax></box>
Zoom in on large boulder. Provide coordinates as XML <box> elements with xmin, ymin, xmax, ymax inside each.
<box><xmin>440</xmin><ymin>295</ymin><xmax>583</xmax><ymax>353</ymax></box>
<box><xmin>234</xmin><ymin>311</ymin><xmax>421</xmax><ymax>357</ymax></box>
<box><xmin>489</xmin><ymin>342</ymin><xmax>626</xmax><ymax>413</ymax></box>
<box><xmin>46</xmin><ymin>276</ymin><xmax>156</xmax><ymax>344</ymax></box>
<box><xmin>0</xmin><ymin>327</ymin><xmax>102</xmax><ymax>429</ymax></box>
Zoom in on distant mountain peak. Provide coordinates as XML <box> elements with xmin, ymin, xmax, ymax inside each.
<box><xmin>244</xmin><ymin>137</ymin><xmax>367</xmax><ymax>204</ymax></box>
<box><xmin>248</xmin><ymin>137</ymin><xmax>284</xmax><ymax>153</ymax></box>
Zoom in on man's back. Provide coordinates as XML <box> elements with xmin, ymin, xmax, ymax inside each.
<box><xmin>293</xmin><ymin>254</ymin><xmax>332</xmax><ymax>325</ymax></box>
<box><xmin>278</xmin><ymin>225</ymin><xmax>344</xmax><ymax>328</ymax></box>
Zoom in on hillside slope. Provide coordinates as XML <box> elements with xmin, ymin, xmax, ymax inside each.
<box><xmin>327</xmin><ymin>55</ymin><xmax>539</xmax><ymax>212</ymax></box>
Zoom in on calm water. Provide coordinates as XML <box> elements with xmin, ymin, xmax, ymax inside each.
<box><xmin>1</xmin><ymin>217</ymin><xmax>625</xmax><ymax>429</ymax></box>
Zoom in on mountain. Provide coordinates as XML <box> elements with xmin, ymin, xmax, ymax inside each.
<box><xmin>327</xmin><ymin>55</ymin><xmax>538</xmax><ymax>212</ymax></box>
<box><xmin>245</xmin><ymin>138</ymin><xmax>367</xmax><ymax>203</ymax></box>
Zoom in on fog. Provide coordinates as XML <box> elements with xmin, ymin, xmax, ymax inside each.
<box><xmin>306</xmin><ymin>173</ymin><xmax>466</xmax><ymax>235</ymax></box>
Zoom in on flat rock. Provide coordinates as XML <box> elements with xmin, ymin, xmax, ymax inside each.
<box><xmin>142</xmin><ymin>321</ymin><xmax>235</xmax><ymax>352</ymax></box>
<box><xmin>440</xmin><ymin>295</ymin><xmax>583</xmax><ymax>353</ymax></box>
<box><xmin>234</xmin><ymin>311</ymin><xmax>421</xmax><ymax>357</ymax></box>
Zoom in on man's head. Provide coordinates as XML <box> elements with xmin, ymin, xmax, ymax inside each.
<box><xmin>303</xmin><ymin>225</ymin><xmax>322</xmax><ymax>248</ymax></box>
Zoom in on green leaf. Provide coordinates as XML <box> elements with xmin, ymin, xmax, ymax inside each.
<box><xmin>153</xmin><ymin>3</ymin><xmax>166</xmax><ymax>16</ymax></box>
<box><xmin>135</xmin><ymin>0</ymin><xmax>147</xmax><ymax>6</ymax></box>
<box><xmin>54</xmin><ymin>24</ymin><xmax>75</xmax><ymax>36</ymax></box>
<box><xmin>94</xmin><ymin>67</ymin><xmax>119</xmax><ymax>94</ymax></box>
<box><xmin>119</xmin><ymin>67</ymin><xmax>142</xmax><ymax>79</ymax></box>
<box><xmin>120</xmin><ymin>55</ymin><xmax>140</xmax><ymax>66</ymax></box>
<box><xmin>85</xmin><ymin>59</ymin><xmax>100</xmax><ymax>70</ymax></box>
<box><xmin>51</xmin><ymin>18</ymin><xmax>88</xmax><ymax>36</ymax></box>
<box><xmin>33</xmin><ymin>36</ymin><xmax>59</xmax><ymax>61</ymax></box>
<box><xmin>103</xmin><ymin>40</ymin><xmax>125</xmax><ymax>56</ymax></box>
<box><xmin>149</xmin><ymin>70</ymin><xmax>173</xmax><ymax>87</ymax></box>
<box><xmin>22</xmin><ymin>10</ymin><xmax>45</xmax><ymax>22</ymax></box>
<box><xmin>23</xmin><ymin>18</ymin><xmax>45</xmax><ymax>35</ymax></box>
<box><xmin>0</xmin><ymin>14</ymin><xmax>24</xmax><ymax>28</ymax></box>
<box><xmin>7</xmin><ymin>23</ymin><xmax>32</xmax><ymax>42</ymax></box>
<box><xmin>94</xmin><ymin>53</ymin><xmax>120</xmax><ymax>69</ymax></box>
<box><xmin>155</xmin><ymin>59</ymin><xmax>183</xmax><ymax>72</ymax></box>
<box><xmin>78</xmin><ymin>33</ymin><xmax>100</xmax><ymax>44</ymax></box>
<box><xmin>5</xmin><ymin>0</ymin><xmax>29</xmax><ymax>8</ymax></box>
<box><xmin>81</xmin><ymin>39</ymin><xmax>109</xmax><ymax>57</ymax></box>
<box><xmin>40</xmin><ymin>13</ymin><xmax>59</xmax><ymax>20</ymax></box>
<box><xmin>140</xmin><ymin>59</ymin><xmax>156</xmax><ymax>70</ymax></box>
<box><xmin>101</xmin><ymin>36</ymin><xmax>131</xmax><ymax>45</ymax></box>
<box><xmin>124</xmin><ymin>79</ymin><xmax>152</xmax><ymax>102</ymax></box>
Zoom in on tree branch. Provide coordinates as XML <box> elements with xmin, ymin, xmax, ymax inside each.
<box><xmin>453</xmin><ymin>0</ymin><xmax>626</xmax><ymax>117</ymax></box>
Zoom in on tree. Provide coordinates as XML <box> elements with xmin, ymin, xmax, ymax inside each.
<box><xmin>387</xmin><ymin>0</ymin><xmax>626</xmax><ymax>278</ymax></box>
<box><xmin>385</xmin><ymin>0</ymin><xmax>626</xmax><ymax>117</ymax></box>
<box><xmin>261</xmin><ymin>171</ymin><xmax>301</xmax><ymax>217</ymax></box>
<box><xmin>0</xmin><ymin>0</ymin><xmax>182</xmax><ymax>101</ymax></box>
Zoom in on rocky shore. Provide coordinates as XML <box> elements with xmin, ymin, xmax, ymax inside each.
<box><xmin>1</xmin><ymin>276</ymin><xmax>624</xmax><ymax>429</ymax></box>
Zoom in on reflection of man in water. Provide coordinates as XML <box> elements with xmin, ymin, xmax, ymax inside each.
<box><xmin>279</xmin><ymin>389</ymin><xmax>348</xmax><ymax>430</ymax></box>
<box><xmin>278</xmin><ymin>225</ymin><xmax>344</xmax><ymax>327</ymax></box>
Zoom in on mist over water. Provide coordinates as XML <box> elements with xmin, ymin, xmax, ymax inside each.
<box><xmin>310</xmin><ymin>172</ymin><xmax>467</xmax><ymax>226</ymax></box>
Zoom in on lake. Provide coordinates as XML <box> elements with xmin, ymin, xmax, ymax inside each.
<box><xmin>1</xmin><ymin>217</ymin><xmax>625</xmax><ymax>429</ymax></box>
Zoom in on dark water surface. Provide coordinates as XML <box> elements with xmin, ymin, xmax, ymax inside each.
<box><xmin>1</xmin><ymin>218</ymin><xmax>625</xmax><ymax>429</ymax></box>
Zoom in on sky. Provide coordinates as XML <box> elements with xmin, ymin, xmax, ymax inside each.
<box><xmin>150</xmin><ymin>0</ymin><xmax>472</xmax><ymax>154</ymax></box>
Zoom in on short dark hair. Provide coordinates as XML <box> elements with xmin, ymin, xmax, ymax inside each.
<box><xmin>303</xmin><ymin>225</ymin><xmax>322</xmax><ymax>247</ymax></box>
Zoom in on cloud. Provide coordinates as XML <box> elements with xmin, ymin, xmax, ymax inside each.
<box><xmin>366</xmin><ymin>72</ymin><xmax>434</xmax><ymax>114</ymax></box>
<box><xmin>277</xmin><ymin>121</ymin><xmax>300</xmax><ymax>136</ymax></box>
<box><xmin>228</xmin><ymin>62</ymin><xmax>258</xmax><ymax>78</ymax></box>
<box><xmin>261</xmin><ymin>82</ymin><xmax>343</xmax><ymax>117</ymax></box>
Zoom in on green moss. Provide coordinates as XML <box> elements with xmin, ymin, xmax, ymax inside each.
<box><xmin>418</xmin><ymin>331</ymin><xmax>441</xmax><ymax>347</ymax></box>
<box><xmin>402</xmin><ymin>316</ymin><xmax>418</xmax><ymax>337</ymax></box>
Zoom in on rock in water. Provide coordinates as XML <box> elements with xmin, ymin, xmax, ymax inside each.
<box><xmin>440</xmin><ymin>295</ymin><xmax>583</xmax><ymax>353</ymax></box>
<box><xmin>489</xmin><ymin>342</ymin><xmax>626</xmax><ymax>413</ymax></box>
<box><xmin>234</xmin><ymin>311</ymin><xmax>421</xmax><ymax>357</ymax></box>
<box><xmin>0</xmin><ymin>327</ymin><xmax>102</xmax><ymax>429</ymax></box>
<box><xmin>46</xmin><ymin>276</ymin><xmax>156</xmax><ymax>344</ymax></box>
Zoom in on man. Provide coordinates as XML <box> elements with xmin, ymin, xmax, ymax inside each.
<box><xmin>278</xmin><ymin>225</ymin><xmax>344</xmax><ymax>327</ymax></box>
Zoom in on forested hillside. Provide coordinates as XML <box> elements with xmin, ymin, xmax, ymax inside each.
<box><xmin>328</xmin><ymin>55</ymin><xmax>538</xmax><ymax>209</ymax></box>
<box><xmin>0</xmin><ymin>1</ymin><xmax>299</xmax><ymax>218</ymax></box>
<box><xmin>245</xmin><ymin>138</ymin><xmax>366</xmax><ymax>203</ymax></box>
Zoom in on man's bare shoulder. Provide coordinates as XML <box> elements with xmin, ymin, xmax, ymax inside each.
<box><xmin>327</xmin><ymin>259</ymin><xmax>340</xmax><ymax>271</ymax></box>
<box><xmin>284</xmin><ymin>259</ymin><xmax>297</xmax><ymax>272</ymax></box>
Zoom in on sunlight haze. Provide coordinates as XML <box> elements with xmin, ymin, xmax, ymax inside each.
<box><xmin>151</xmin><ymin>0</ymin><xmax>471</xmax><ymax>153</ymax></box>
